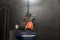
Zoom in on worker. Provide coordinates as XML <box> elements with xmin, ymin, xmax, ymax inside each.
<box><xmin>20</xmin><ymin>13</ymin><xmax>35</xmax><ymax>31</ymax></box>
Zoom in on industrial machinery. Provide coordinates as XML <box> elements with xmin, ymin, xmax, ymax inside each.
<box><xmin>15</xmin><ymin>0</ymin><xmax>37</xmax><ymax>40</ymax></box>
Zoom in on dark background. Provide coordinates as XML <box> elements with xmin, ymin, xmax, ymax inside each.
<box><xmin>0</xmin><ymin>0</ymin><xmax>60</xmax><ymax>40</ymax></box>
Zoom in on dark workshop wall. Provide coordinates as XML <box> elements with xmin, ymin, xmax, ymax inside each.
<box><xmin>8</xmin><ymin>0</ymin><xmax>60</xmax><ymax>40</ymax></box>
<box><xmin>0</xmin><ymin>6</ymin><xmax>5</xmax><ymax>40</ymax></box>
<box><xmin>0</xmin><ymin>0</ymin><xmax>8</xmax><ymax>40</ymax></box>
<box><xmin>0</xmin><ymin>1</ymin><xmax>5</xmax><ymax>40</ymax></box>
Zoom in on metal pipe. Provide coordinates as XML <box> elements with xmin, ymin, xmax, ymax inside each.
<box><xmin>27</xmin><ymin>0</ymin><xmax>29</xmax><ymax>14</ymax></box>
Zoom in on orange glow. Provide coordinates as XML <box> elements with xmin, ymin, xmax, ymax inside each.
<box><xmin>26</xmin><ymin>21</ymin><xmax>33</xmax><ymax>29</ymax></box>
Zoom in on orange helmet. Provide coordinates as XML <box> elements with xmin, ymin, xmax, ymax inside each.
<box><xmin>26</xmin><ymin>21</ymin><xmax>33</xmax><ymax>30</ymax></box>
